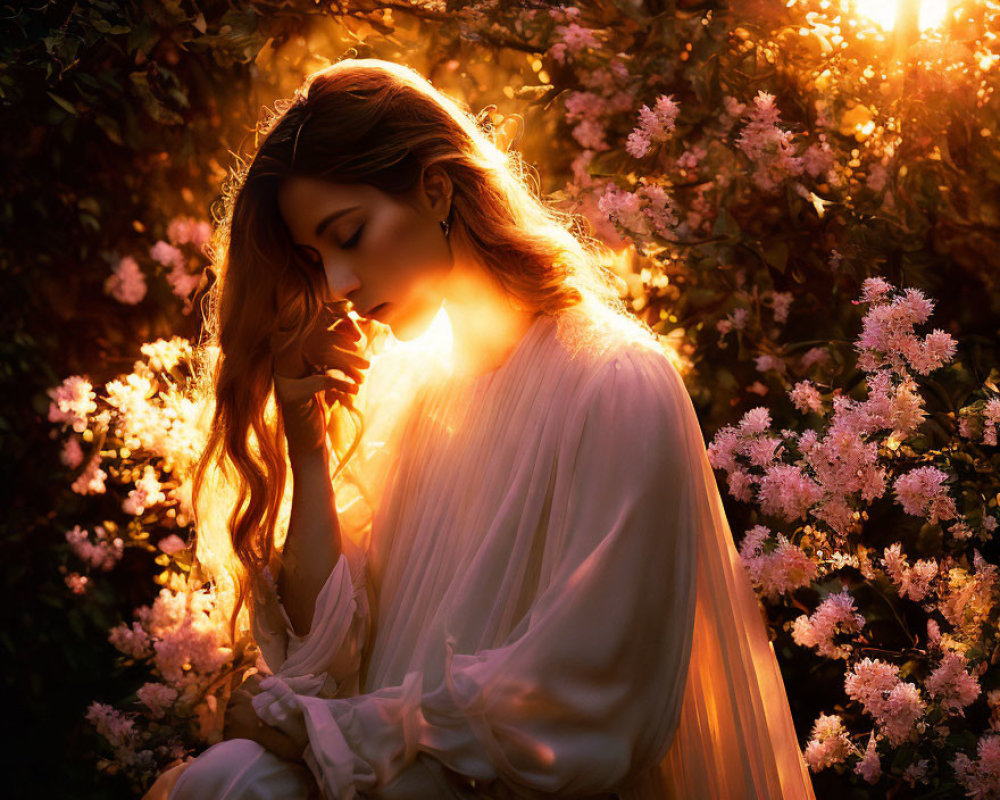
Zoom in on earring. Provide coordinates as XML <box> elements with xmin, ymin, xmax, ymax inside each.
<box><xmin>440</xmin><ymin>216</ymin><xmax>451</xmax><ymax>238</ymax></box>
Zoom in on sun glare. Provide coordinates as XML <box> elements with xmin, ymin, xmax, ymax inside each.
<box><xmin>854</xmin><ymin>0</ymin><xmax>897</xmax><ymax>30</ymax></box>
<box><xmin>852</xmin><ymin>0</ymin><xmax>953</xmax><ymax>31</ymax></box>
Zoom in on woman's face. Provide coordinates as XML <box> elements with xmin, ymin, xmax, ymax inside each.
<box><xmin>277</xmin><ymin>172</ymin><xmax>454</xmax><ymax>341</ymax></box>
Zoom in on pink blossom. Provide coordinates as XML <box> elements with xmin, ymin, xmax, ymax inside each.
<box><xmin>723</xmin><ymin>95</ymin><xmax>747</xmax><ymax>119</ymax></box>
<box><xmin>166</xmin><ymin>262</ymin><xmax>201</xmax><ymax>301</ymax></box>
<box><xmin>858</xmin><ymin>277</ymin><xmax>894</xmax><ymax>305</ymax></box>
<box><xmin>626</xmin><ymin>94</ymin><xmax>679</xmax><ymax>157</ymax></box>
<box><xmin>65</xmin><ymin>572</ymin><xmax>90</xmax><ymax>594</ymax></box>
<box><xmin>166</xmin><ymin>215</ymin><xmax>211</xmax><ymax>249</ymax></box>
<box><xmin>707</xmin><ymin>426</ymin><xmax>740</xmax><ymax>472</ymax></box>
<box><xmin>925</xmin><ymin>651</ymin><xmax>982</xmax><ymax>714</ymax></box>
<box><xmin>867</xmin><ymin>163</ymin><xmax>889</xmax><ymax>192</ymax></box>
<box><xmin>153</xmin><ymin>622</ymin><xmax>231</xmax><ymax>685</ymax></box>
<box><xmin>952</xmin><ymin>733</ymin><xmax>1000</xmax><ymax>798</ymax></box>
<box><xmin>71</xmin><ymin>454</ymin><xmax>107</xmax><ymax>495</ymax></box>
<box><xmin>109</xmin><ymin>621</ymin><xmax>152</xmax><ymax>659</ymax></box>
<box><xmin>572</xmin><ymin>116</ymin><xmax>609</xmax><ymax>150</ymax></box>
<box><xmin>803</xmin><ymin>713</ymin><xmax>853</xmax><ymax>771</ymax></box>
<box><xmin>980</xmin><ymin>399</ymin><xmax>1000</xmax><ymax>448</ymax></box>
<box><xmin>675</xmin><ymin>145</ymin><xmax>706</xmax><ymax>172</ymax></box>
<box><xmin>854</xmin><ymin>732</ymin><xmax>882</xmax><ymax>784</ymax></box>
<box><xmin>738</xmin><ymin>406</ymin><xmax>771</xmax><ymax>435</ymax></box>
<box><xmin>811</xmin><ymin>494</ymin><xmax>857</xmax><ymax>536</ymax></box>
<box><xmin>894</xmin><ymin>466</ymin><xmax>957</xmax><ymax>523</ymax></box>
<box><xmin>158</xmin><ymin>534</ymin><xmax>187</xmax><ymax>555</ymax></box>
<box><xmin>845</xmin><ymin>658</ymin><xmax>926</xmax><ymax>746</ymax></box>
<box><xmin>770</xmin><ymin>290</ymin><xmax>793</xmax><ymax>323</ymax></box>
<box><xmin>902</xmin><ymin>759</ymin><xmax>930</xmax><ymax>787</ymax></box>
<box><xmin>104</xmin><ymin>255</ymin><xmax>147</xmax><ymax>305</ymax></box>
<box><xmin>636</xmin><ymin>183</ymin><xmax>678</xmax><ymax>236</ymax></box>
<box><xmin>800</xmin><ymin>346</ymin><xmax>831</xmax><ymax>369</ymax></box>
<box><xmin>726</xmin><ymin>468</ymin><xmax>756</xmax><ymax>502</ymax></box>
<box><xmin>735</xmin><ymin>91</ymin><xmax>804</xmax><ymax>192</ymax></box>
<box><xmin>47</xmin><ymin>375</ymin><xmax>97</xmax><ymax>433</ymax></box>
<box><xmin>792</xmin><ymin>589</ymin><xmax>866</xmax><ymax>659</ymax></box>
<box><xmin>564</xmin><ymin>91</ymin><xmax>606</xmax><ymax>123</ymax></box>
<box><xmin>883</xmin><ymin>543</ymin><xmax>938</xmax><ymax>602</ymax></box>
<box><xmin>985</xmin><ymin>397</ymin><xmax>1000</xmax><ymax>426</ymax></box>
<box><xmin>122</xmin><ymin>465</ymin><xmax>167</xmax><ymax>516</ymax></box>
<box><xmin>754</xmin><ymin>353</ymin><xmax>787</xmax><ymax>375</ymax></box>
<box><xmin>598</xmin><ymin>183</ymin><xmax>644</xmax><ymax>231</ymax></box>
<box><xmin>60</xmin><ymin>437</ymin><xmax>84</xmax><ymax>469</ymax></box>
<box><xmin>86</xmin><ymin>702</ymin><xmax>137</xmax><ymax>751</ymax></box>
<box><xmin>746</xmin><ymin>435</ymin><xmax>782</xmax><ymax>467</ymax></box>
<box><xmin>802</xmin><ymin>140</ymin><xmax>835</xmax><ymax>179</ymax></box>
<box><xmin>149</xmin><ymin>240</ymin><xmax>185</xmax><ymax>270</ymax></box>
<box><xmin>855</xmin><ymin>285</ymin><xmax>954</xmax><ymax>377</ymax></box>
<box><xmin>878</xmin><ymin>681</ymin><xmax>926</xmax><ymax>747</ymax></box>
<box><xmin>136</xmin><ymin>682</ymin><xmax>178</xmax><ymax>718</ymax></box>
<box><xmin>757</xmin><ymin>464</ymin><xmax>823</xmax><ymax>521</ymax></box>
<box><xmin>66</xmin><ymin>524</ymin><xmax>123</xmax><ymax>570</ymax></box>
<box><xmin>789</xmin><ymin>380</ymin><xmax>824</xmax><ymax>415</ymax></box>
<box><xmin>739</xmin><ymin>524</ymin><xmax>817</xmax><ymax>601</ymax></box>
<box><xmin>555</xmin><ymin>22</ymin><xmax>599</xmax><ymax>54</ymax></box>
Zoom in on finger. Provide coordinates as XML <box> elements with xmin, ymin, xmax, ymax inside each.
<box><xmin>321</xmin><ymin>362</ymin><xmax>367</xmax><ymax>386</ymax></box>
<box><xmin>329</xmin><ymin>315</ymin><xmax>363</xmax><ymax>339</ymax></box>
<box><xmin>315</xmin><ymin>344</ymin><xmax>370</xmax><ymax>374</ymax></box>
<box><xmin>274</xmin><ymin>372</ymin><xmax>338</xmax><ymax>404</ymax></box>
<box><xmin>323</xmin><ymin>374</ymin><xmax>360</xmax><ymax>396</ymax></box>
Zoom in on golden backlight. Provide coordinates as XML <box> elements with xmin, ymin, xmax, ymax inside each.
<box><xmin>852</xmin><ymin>0</ymin><xmax>951</xmax><ymax>31</ymax></box>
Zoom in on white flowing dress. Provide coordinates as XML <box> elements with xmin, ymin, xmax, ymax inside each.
<box><xmin>167</xmin><ymin>300</ymin><xmax>817</xmax><ymax>799</ymax></box>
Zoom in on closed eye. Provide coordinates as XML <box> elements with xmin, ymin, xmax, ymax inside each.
<box><xmin>295</xmin><ymin>244</ymin><xmax>322</xmax><ymax>269</ymax></box>
<box><xmin>341</xmin><ymin>224</ymin><xmax>364</xmax><ymax>250</ymax></box>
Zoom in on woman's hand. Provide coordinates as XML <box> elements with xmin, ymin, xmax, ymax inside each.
<box><xmin>222</xmin><ymin>687</ymin><xmax>307</xmax><ymax>762</ymax></box>
<box><xmin>271</xmin><ymin>300</ymin><xmax>371</xmax><ymax>408</ymax></box>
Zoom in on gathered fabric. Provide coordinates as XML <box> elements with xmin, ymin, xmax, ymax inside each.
<box><xmin>170</xmin><ymin>299</ymin><xmax>816</xmax><ymax>800</ymax></box>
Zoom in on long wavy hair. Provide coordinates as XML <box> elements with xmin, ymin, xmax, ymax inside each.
<box><xmin>190</xmin><ymin>58</ymin><xmax>631</xmax><ymax>642</ymax></box>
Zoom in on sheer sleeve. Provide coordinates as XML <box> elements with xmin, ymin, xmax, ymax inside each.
<box><xmin>249</xmin><ymin>521</ymin><xmax>371</xmax><ymax>700</ymax></box>
<box><xmin>252</xmin><ymin>345</ymin><xmax>700</xmax><ymax>799</ymax></box>
<box><xmin>248</xmin><ymin>331</ymin><xmax>435</xmax><ymax>699</ymax></box>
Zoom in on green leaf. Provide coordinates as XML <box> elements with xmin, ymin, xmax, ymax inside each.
<box><xmin>764</xmin><ymin>240</ymin><xmax>789</xmax><ymax>274</ymax></box>
<box><xmin>46</xmin><ymin>92</ymin><xmax>77</xmax><ymax>116</ymax></box>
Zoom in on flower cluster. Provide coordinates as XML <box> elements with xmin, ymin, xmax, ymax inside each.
<box><xmin>49</xmin><ymin>337</ymin><xmax>207</xmax><ymax>608</ymax></box>
<box><xmin>735</xmin><ymin>91</ymin><xmax>805</xmax><ymax>192</ymax></box>
<box><xmin>625</xmin><ymin>94</ymin><xmax>679</xmax><ymax>158</ymax></box>
<box><xmin>86</xmin><ymin>579</ymin><xmax>249</xmax><ymax>787</ymax></box>
<box><xmin>703</xmin><ymin>278</ymin><xmax>1000</xmax><ymax>787</ymax></box>
<box><xmin>104</xmin><ymin>214</ymin><xmax>210</xmax><ymax>312</ymax></box>
<box><xmin>709</xmin><ymin>280</ymin><xmax>964</xmax><ymax>545</ymax></box>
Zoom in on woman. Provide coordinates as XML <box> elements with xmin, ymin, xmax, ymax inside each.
<box><xmin>152</xmin><ymin>59</ymin><xmax>816</xmax><ymax>799</ymax></box>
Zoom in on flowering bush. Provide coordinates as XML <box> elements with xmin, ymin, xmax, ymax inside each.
<box><xmin>48</xmin><ymin>338</ymin><xmax>261</xmax><ymax>789</ymax></box>
<box><xmin>707</xmin><ymin>279</ymin><xmax>1000</xmax><ymax>794</ymax></box>
<box><xmin>17</xmin><ymin>0</ymin><xmax>1000</xmax><ymax>796</ymax></box>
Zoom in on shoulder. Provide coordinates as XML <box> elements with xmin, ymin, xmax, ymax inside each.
<box><xmin>549</xmin><ymin>299</ymin><xmax>676</xmax><ymax>386</ymax></box>
<box><xmin>551</xmin><ymin>302</ymin><xmax>691</xmax><ymax>445</ymax></box>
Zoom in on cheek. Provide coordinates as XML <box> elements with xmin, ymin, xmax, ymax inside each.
<box><xmin>370</xmin><ymin>206</ymin><xmax>449</xmax><ymax>284</ymax></box>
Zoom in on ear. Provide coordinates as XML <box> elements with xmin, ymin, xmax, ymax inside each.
<box><xmin>419</xmin><ymin>164</ymin><xmax>452</xmax><ymax>223</ymax></box>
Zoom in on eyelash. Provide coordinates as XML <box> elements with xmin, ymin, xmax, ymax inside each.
<box><xmin>297</xmin><ymin>224</ymin><xmax>364</xmax><ymax>267</ymax></box>
<box><xmin>341</xmin><ymin>224</ymin><xmax>364</xmax><ymax>249</ymax></box>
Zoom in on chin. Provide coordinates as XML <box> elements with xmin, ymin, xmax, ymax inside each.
<box><xmin>388</xmin><ymin>299</ymin><xmax>441</xmax><ymax>342</ymax></box>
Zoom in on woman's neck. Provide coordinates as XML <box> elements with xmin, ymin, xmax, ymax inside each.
<box><xmin>440</xmin><ymin>258</ymin><xmax>537</xmax><ymax>379</ymax></box>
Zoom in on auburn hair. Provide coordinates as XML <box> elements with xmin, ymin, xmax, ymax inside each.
<box><xmin>190</xmin><ymin>58</ymin><xmax>629</xmax><ymax>643</ymax></box>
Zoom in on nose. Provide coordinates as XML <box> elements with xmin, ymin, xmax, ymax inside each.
<box><xmin>323</xmin><ymin>261</ymin><xmax>362</xmax><ymax>306</ymax></box>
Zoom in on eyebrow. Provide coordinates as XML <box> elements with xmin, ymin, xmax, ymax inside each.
<box><xmin>315</xmin><ymin>205</ymin><xmax>361</xmax><ymax>238</ymax></box>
